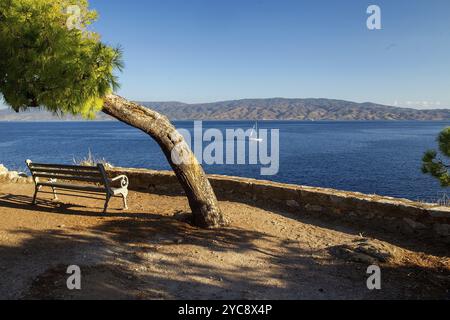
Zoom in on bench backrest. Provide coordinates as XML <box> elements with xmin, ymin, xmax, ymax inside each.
<box><xmin>26</xmin><ymin>160</ymin><xmax>109</xmax><ymax>189</ymax></box>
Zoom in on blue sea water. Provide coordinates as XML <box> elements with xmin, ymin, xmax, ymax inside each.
<box><xmin>0</xmin><ymin>120</ymin><xmax>449</xmax><ymax>202</ymax></box>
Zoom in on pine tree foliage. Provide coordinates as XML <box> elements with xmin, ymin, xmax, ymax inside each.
<box><xmin>422</xmin><ymin>127</ymin><xmax>450</xmax><ymax>187</ymax></box>
<box><xmin>0</xmin><ymin>0</ymin><xmax>123</xmax><ymax>118</ymax></box>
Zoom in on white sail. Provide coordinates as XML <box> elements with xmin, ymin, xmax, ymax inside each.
<box><xmin>250</xmin><ymin>122</ymin><xmax>263</xmax><ymax>142</ymax></box>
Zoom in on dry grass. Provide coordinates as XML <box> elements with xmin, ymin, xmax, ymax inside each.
<box><xmin>72</xmin><ymin>149</ymin><xmax>113</xmax><ymax>168</ymax></box>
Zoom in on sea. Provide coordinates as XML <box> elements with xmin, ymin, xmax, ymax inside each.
<box><xmin>1</xmin><ymin>120</ymin><xmax>449</xmax><ymax>202</ymax></box>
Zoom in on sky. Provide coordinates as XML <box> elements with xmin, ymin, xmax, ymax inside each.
<box><xmin>2</xmin><ymin>0</ymin><xmax>450</xmax><ymax>109</ymax></box>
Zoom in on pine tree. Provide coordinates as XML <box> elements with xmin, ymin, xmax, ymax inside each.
<box><xmin>0</xmin><ymin>0</ymin><xmax>228</xmax><ymax>228</ymax></box>
<box><xmin>422</xmin><ymin>127</ymin><xmax>450</xmax><ymax>186</ymax></box>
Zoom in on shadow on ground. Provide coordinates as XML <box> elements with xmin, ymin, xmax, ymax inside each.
<box><xmin>0</xmin><ymin>192</ymin><xmax>449</xmax><ymax>300</ymax></box>
<box><xmin>244</xmin><ymin>200</ymin><xmax>450</xmax><ymax>258</ymax></box>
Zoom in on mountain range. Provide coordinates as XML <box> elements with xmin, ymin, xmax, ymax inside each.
<box><xmin>0</xmin><ymin>98</ymin><xmax>449</xmax><ymax>121</ymax></box>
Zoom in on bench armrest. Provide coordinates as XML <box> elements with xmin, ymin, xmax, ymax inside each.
<box><xmin>110</xmin><ymin>175</ymin><xmax>129</xmax><ymax>189</ymax></box>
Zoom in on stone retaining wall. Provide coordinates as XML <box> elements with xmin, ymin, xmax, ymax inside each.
<box><xmin>2</xmin><ymin>162</ymin><xmax>448</xmax><ymax>242</ymax></box>
<box><xmin>108</xmin><ymin>167</ymin><xmax>450</xmax><ymax>242</ymax></box>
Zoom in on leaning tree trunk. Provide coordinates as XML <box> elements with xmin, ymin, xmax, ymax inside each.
<box><xmin>103</xmin><ymin>94</ymin><xmax>228</xmax><ymax>228</ymax></box>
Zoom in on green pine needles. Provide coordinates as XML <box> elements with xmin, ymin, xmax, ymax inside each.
<box><xmin>0</xmin><ymin>0</ymin><xmax>123</xmax><ymax>118</ymax></box>
<box><xmin>422</xmin><ymin>127</ymin><xmax>450</xmax><ymax>187</ymax></box>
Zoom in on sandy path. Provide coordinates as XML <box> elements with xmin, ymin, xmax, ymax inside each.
<box><xmin>0</xmin><ymin>183</ymin><xmax>448</xmax><ymax>300</ymax></box>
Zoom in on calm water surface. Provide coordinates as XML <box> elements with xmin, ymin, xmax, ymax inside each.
<box><xmin>0</xmin><ymin>121</ymin><xmax>449</xmax><ymax>202</ymax></box>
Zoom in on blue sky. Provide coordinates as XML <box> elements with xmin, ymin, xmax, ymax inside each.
<box><xmin>2</xmin><ymin>0</ymin><xmax>450</xmax><ymax>108</ymax></box>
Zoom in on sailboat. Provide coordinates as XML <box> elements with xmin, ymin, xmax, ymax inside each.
<box><xmin>249</xmin><ymin>121</ymin><xmax>263</xmax><ymax>142</ymax></box>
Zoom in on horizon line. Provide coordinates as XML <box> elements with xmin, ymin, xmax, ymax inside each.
<box><xmin>1</xmin><ymin>96</ymin><xmax>449</xmax><ymax>111</ymax></box>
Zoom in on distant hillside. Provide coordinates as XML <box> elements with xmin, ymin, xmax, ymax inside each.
<box><xmin>0</xmin><ymin>98</ymin><xmax>449</xmax><ymax>121</ymax></box>
<box><xmin>141</xmin><ymin>99</ymin><xmax>450</xmax><ymax>121</ymax></box>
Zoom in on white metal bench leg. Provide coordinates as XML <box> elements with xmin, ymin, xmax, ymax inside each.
<box><xmin>50</xmin><ymin>179</ymin><xmax>58</xmax><ymax>201</ymax></box>
<box><xmin>51</xmin><ymin>187</ymin><xmax>58</xmax><ymax>201</ymax></box>
<box><xmin>122</xmin><ymin>192</ymin><xmax>128</xmax><ymax>210</ymax></box>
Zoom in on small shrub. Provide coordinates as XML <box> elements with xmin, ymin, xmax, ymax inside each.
<box><xmin>73</xmin><ymin>150</ymin><xmax>113</xmax><ymax>168</ymax></box>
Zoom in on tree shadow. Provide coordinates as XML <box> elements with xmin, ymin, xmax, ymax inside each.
<box><xmin>0</xmin><ymin>192</ymin><xmax>164</xmax><ymax>219</ymax></box>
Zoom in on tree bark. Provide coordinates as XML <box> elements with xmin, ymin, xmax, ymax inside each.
<box><xmin>102</xmin><ymin>94</ymin><xmax>228</xmax><ymax>228</ymax></box>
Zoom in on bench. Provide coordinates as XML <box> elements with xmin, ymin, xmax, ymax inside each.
<box><xmin>26</xmin><ymin>160</ymin><xmax>129</xmax><ymax>213</ymax></box>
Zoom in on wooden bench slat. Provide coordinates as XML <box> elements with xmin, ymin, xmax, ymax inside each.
<box><xmin>29</xmin><ymin>163</ymin><xmax>99</xmax><ymax>171</ymax></box>
<box><xmin>30</xmin><ymin>168</ymin><xmax>102</xmax><ymax>177</ymax></box>
<box><xmin>38</xmin><ymin>182</ymin><xmax>106</xmax><ymax>193</ymax></box>
<box><xmin>33</xmin><ymin>173</ymin><xmax>104</xmax><ymax>183</ymax></box>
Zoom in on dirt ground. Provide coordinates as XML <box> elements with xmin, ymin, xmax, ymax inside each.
<box><xmin>0</xmin><ymin>183</ymin><xmax>448</xmax><ymax>300</ymax></box>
